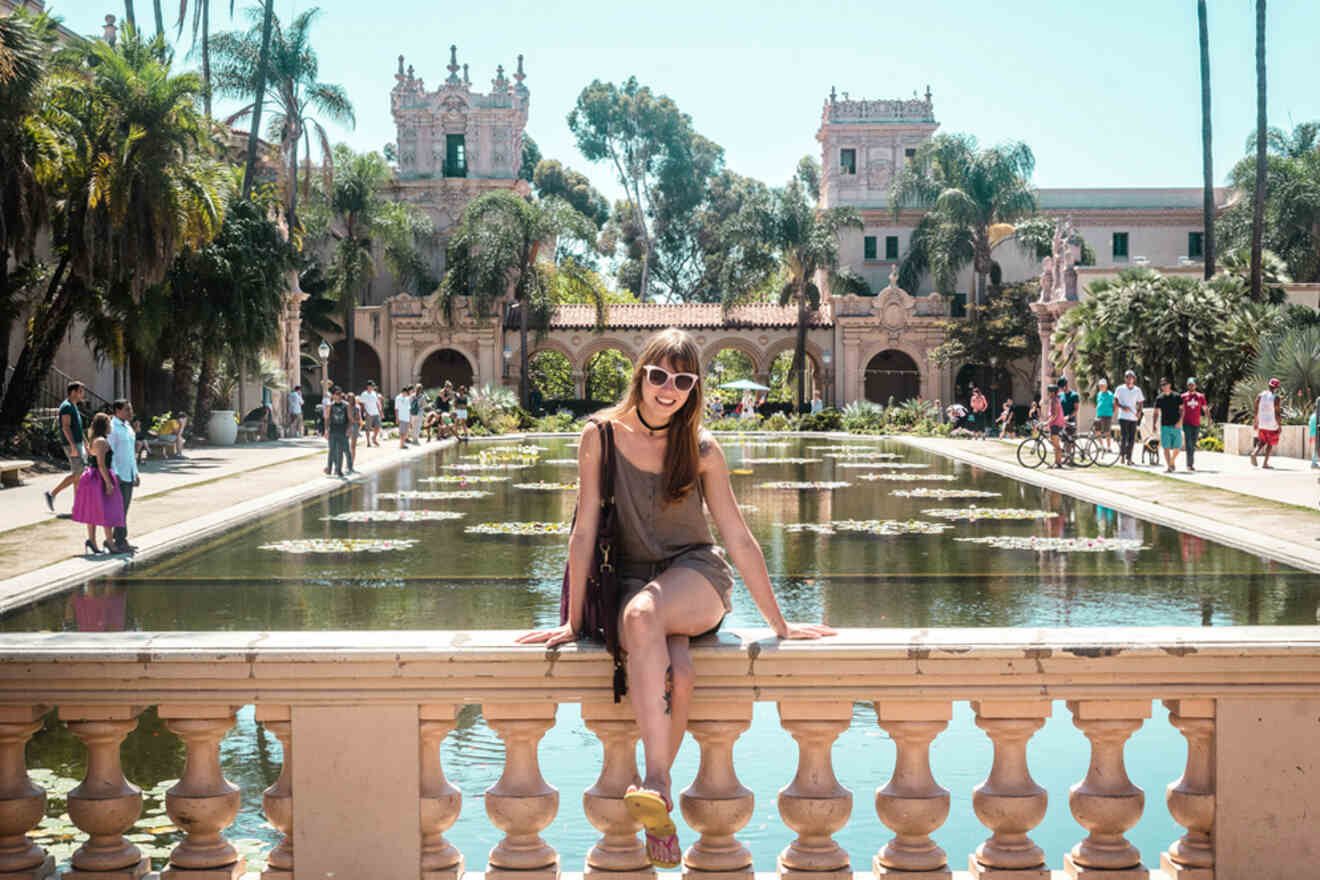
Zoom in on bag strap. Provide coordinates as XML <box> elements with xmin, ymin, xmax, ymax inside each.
<box><xmin>597</xmin><ymin>419</ymin><xmax>615</xmax><ymax>507</ymax></box>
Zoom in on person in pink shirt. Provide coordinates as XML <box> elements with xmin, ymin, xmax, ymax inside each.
<box><xmin>1180</xmin><ymin>377</ymin><xmax>1208</xmax><ymax>472</ymax></box>
<box><xmin>1045</xmin><ymin>383</ymin><xmax>1066</xmax><ymax>468</ymax></box>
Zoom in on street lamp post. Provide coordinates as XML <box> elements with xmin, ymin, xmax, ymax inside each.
<box><xmin>503</xmin><ymin>346</ymin><xmax>512</xmax><ymax>381</ymax></box>
<box><xmin>318</xmin><ymin>341</ymin><xmax>331</xmax><ymax>434</ymax></box>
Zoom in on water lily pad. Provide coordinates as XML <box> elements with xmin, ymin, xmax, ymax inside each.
<box><xmin>543</xmin><ymin>458</ymin><xmax>579</xmax><ymax>465</ymax></box>
<box><xmin>856</xmin><ymin>473</ymin><xmax>958</xmax><ymax>482</ymax></box>
<box><xmin>441</xmin><ymin>462</ymin><xmax>531</xmax><ymax>471</ymax></box>
<box><xmin>781</xmin><ymin>519</ymin><xmax>952</xmax><ymax>536</ymax></box>
<box><xmin>837</xmin><ymin>461</ymin><xmax>929</xmax><ymax>469</ymax></box>
<box><xmin>891</xmin><ymin>488</ymin><xmax>1002</xmax><ymax>499</ymax></box>
<box><xmin>259</xmin><ymin>539</ymin><xmax>420</xmax><ymax>554</ymax></box>
<box><xmin>321</xmin><ymin>511</ymin><xmax>465</xmax><ymax>523</ymax></box>
<box><xmin>512</xmin><ymin>482</ymin><xmax>579</xmax><ymax>491</ymax></box>
<box><xmin>464</xmin><ymin>522</ymin><xmax>571</xmax><ymax>537</ymax></box>
<box><xmin>757</xmin><ymin>481</ymin><xmax>851</xmax><ymax>490</ymax></box>
<box><xmin>737</xmin><ymin>457</ymin><xmax>823</xmax><ymax>464</ymax></box>
<box><xmin>419</xmin><ymin>474</ymin><xmax>511</xmax><ymax>484</ymax></box>
<box><xmin>922</xmin><ymin>507</ymin><xmax>1058</xmax><ymax>522</ymax></box>
<box><xmin>955</xmin><ymin>535</ymin><xmax>1145</xmax><ymax>553</ymax></box>
<box><xmin>377</xmin><ymin>490</ymin><xmax>492</xmax><ymax>500</ymax></box>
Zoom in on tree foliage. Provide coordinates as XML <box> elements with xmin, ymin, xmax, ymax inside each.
<box><xmin>928</xmin><ymin>282</ymin><xmax>1041</xmax><ymax>394</ymax></box>
<box><xmin>532</xmin><ymin>158</ymin><xmax>609</xmax><ymax>227</ymax></box>
<box><xmin>1221</xmin><ymin>121</ymin><xmax>1320</xmax><ymax>283</ymax></box>
<box><xmin>1231</xmin><ymin>324</ymin><xmax>1320</xmax><ymax>420</ymax></box>
<box><xmin>889</xmin><ymin>133</ymin><xmax>1036</xmax><ymax>302</ymax></box>
<box><xmin>1052</xmin><ymin>268</ymin><xmax>1277</xmax><ymax>417</ymax></box>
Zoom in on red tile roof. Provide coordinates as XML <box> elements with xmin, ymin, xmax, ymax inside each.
<box><xmin>549</xmin><ymin>301</ymin><xmax>833</xmax><ymax>330</ymax></box>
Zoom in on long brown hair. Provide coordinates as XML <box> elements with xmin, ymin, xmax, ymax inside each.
<box><xmin>599</xmin><ymin>328</ymin><xmax>705</xmax><ymax>503</ymax></box>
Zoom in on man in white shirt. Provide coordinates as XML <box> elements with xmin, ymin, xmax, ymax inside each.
<box><xmin>108</xmin><ymin>399</ymin><xmax>141</xmax><ymax>553</ymax></box>
<box><xmin>395</xmin><ymin>386</ymin><xmax>412</xmax><ymax>449</ymax></box>
<box><xmin>1114</xmin><ymin>370</ymin><xmax>1145</xmax><ymax>466</ymax></box>
<box><xmin>359</xmin><ymin>381</ymin><xmax>382</xmax><ymax>447</ymax></box>
<box><xmin>287</xmin><ymin>387</ymin><xmax>304</xmax><ymax>437</ymax></box>
<box><xmin>1251</xmin><ymin>377</ymin><xmax>1283</xmax><ymax>468</ymax></box>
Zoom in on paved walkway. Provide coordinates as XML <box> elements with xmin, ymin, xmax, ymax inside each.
<box><xmin>0</xmin><ymin>434</ymin><xmax>454</xmax><ymax>610</ymax></box>
<box><xmin>903</xmin><ymin>436</ymin><xmax>1320</xmax><ymax>573</ymax></box>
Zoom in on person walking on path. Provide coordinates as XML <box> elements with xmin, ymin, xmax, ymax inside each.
<box><xmin>810</xmin><ymin>388</ymin><xmax>824</xmax><ymax>415</ymax></box>
<box><xmin>345</xmin><ymin>392</ymin><xmax>362</xmax><ymax>473</ymax></box>
<box><xmin>1251</xmin><ymin>377</ymin><xmax>1284</xmax><ymax>469</ymax></box>
<box><xmin>1309</xmin><ymin>396</ymin><xmax>1320</xmax><ymax>470</ymax></box>
<box><xmin>45</xmin><ymin>382</ymin><xmax>86</xmax><ymax>512</ymax></box>
<box><xmin>324</xmin><ymin>387</ymin><xmax>350</xmax><ymax>477</ymax></box>
<box><xmin>359</xmin><ymin>381</ymin><xmax>382</xmax><ymax>447</ymax></box>
<box><xmin>1115</xmin><ymin>370</ymin><xmax>1145</xmax><ymax>465</ymax></box>
<box><xmin>108</xmin><ymin>400</ymin><xmax>140</xmax><ymax>553</ymax></box>
<box><xmin>516</xmin><ymin>328</ymin><xmax>833</xmax><ymax>869</ymax></box>
<box><xmin>453</xmin><ymin>385</ymin><xmax>470</xmax><ymax>442</ymax></box>
<box><xmin>1056</xmin><ymin>377</ymin><xmax>1080</xmax><ymax>434</ymax></box>
<box><xmin>287</xmin><ymin>386</ymin><xmax>305</xmax><ymax>437</ymax></box>
<box><xmin>71</xmin><ymin>413</ymin><xmax>125</xmax><ymax>555</ymax></box>
<box><xmin>1093</xmin><ymin>378</ymin><xmax>1115</xmax><ymax>452</ymax></box>
<box><xmin>1044</xmin><ymin>383</ymin><xmax>1066</xmax><ymax>467</ymax></box>
<box><xmin>970</xmin><ymin>386</ymin><xmax>988</xmax><ymax>436</ymax></box>
<box><xmin>394</xmin><ymin>385</ymin><xmax>411</xmax><ymax>448</ymax></box>
<box><xmin>1153</xmin><ymin>378</ymin><xmax>1184</xmax><ymax>473</ymax></box>
<box><xmin>995</xmin><ymin>400</ymin><xmax>1013</xmax><ymax>438</ymax></box>
<box><xmin>409</xmin><ymin>385</ymin><xmax>424</xmax><ymax>445</ymax></box>
<box><xmin>1181</xmin><ymin>378</ymin><xmax>1208</xmax><ymax>472</ymax></box>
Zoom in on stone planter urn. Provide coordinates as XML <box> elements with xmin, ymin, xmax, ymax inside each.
<box><xmin>207</xmin><ymin>410</ymin><xmax>238</xmax><ymax>446</ymax></box>
<box><xmin>1223</xmin><ymin>423</ymin><xmax>1308</xmax><ymax>458</ymax></box>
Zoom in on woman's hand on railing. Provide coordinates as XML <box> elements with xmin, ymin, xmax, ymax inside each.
<box><xmin>516</xmin><ymin>622</ymin><xmax>578</xmax><ymax>647</ymax></box>
<box><xmin>779</xmin><ymin>623</ymin><xmax>837</xmax><ymax>640</ymax></box>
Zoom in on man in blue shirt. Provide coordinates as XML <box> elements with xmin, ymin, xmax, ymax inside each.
<box><xmin>1056</xmin><ymin>376</ymin><xmax>1080</xmax><ymax>432</ymax></box>
<box><xmin>45</xmin><ymin>381</ymin><xmax>86</xmax><ymax>512</ymax></box>
<box><xmin>108</xmin><ymin>399</ymin><xmax>141</xmax><ymax>553</ymax></box>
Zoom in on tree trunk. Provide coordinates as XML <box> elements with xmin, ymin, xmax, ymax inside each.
<box><xmin>193</xmin><ymin>348</ymin><xmax>216</xmax><ymax>429</ymax></box>
<box><xmin>122</xmin><ymin>0</ymin><xmax>136</xmax><ymax>33</ymax></box>
<box><xmin>1198</xmin><ymin>0</ymin><xmax>1216</xmax><ymax>278</ymax></box>
<box><xmin>200</xmin><ymin>0</ymin><xmax>211</xmax><ymax>121</ymax></box>
<box><xmin>795</xmin><ymin>290</ymin><xmax>807</xmax><ymax>412</ymax></box>
<box><xmin>0</xmin><ymin>268</ymin><xmax>78</xmax><ymax>436</ymax></box>
<box><xmin>288</xmin><ymin>131</ymin><xmax>299</xmax><ymax>230</ymax></box>
<box><xmin>241</xmin><ymin>0</ymin><xmax>276</xmax><ymax>199</ymax></box>
<box><xmin>151</xmin><ymin>0</ymin><xmax>164</xmax><ymax>37</ymax></box>
<box><xmin>518</xmin><ymin>291</ymin><xmax>530</xmax><ymax>408</ymax></box>
<box><xmin>169</xmin><ymin>340</ymin><xmax>196</xmax><ymax>418</ymax></box>
<box><xmin>1250</xmin><ymin>0</ymin><xmax>1267</xmax><ymax>301</ymax></box>
<box><xmin>344</xmin><ymin>290</ymin><xmax>356</xmax><ymax>393</ymax></box>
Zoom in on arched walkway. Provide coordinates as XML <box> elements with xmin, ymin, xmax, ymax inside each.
<box><xmin>327</xmin><ymin>340</ymin><xmax>383</xmax><ymax>392</ymax></box>
<box><xmin>528</xmin><ymin>350</ymin><xmax>574</xmax><ymax>400</ymax></box>
<box><xmin>864</xmin><ymin>349</ymin><xmax>921</xmax><ymax>404</ymax></box>
<box><xmin>585</xmin><ymin>349</ymin><xmax>633</xmax><ymax>406</ymax></box>
<box><xmin>418</xmin><ymin>347</ymin><xmax>475</xmax><ymax>391</ymax></box>
<box><xmin>706</xmin><ymin>348</ymin><xmax>757</xmax><ymax>404</ymax></box>
<box><xmin>955</xmin><ymin>363</ymin><xmax>1014</xmax><ymax>410</ymax></box>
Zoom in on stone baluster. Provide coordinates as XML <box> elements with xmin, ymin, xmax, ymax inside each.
<box><xmin>60</xmin><ymin>705</ymin><xmax>148</xmax><ymax>879</ymax></box>
<box><xmin>776</xmin><ymin>701</ymin><xmax>852</xmax><ymax>880</ymax></box>
<box><xmin>420</xmin><ymin>704</ymin><xmax>464</xmax><ymax>880</ymax></box>
<box><xmin>1064</xmin><ymin>700</ymin><xmax>1151</xmax><ymax>879</ymax></box>
<box><xmin>157</xmin><ymin>705</ymin><xmax>244</xmax><ymax>879</ymax></box>
<box><xmin>679</xmin><ymin>701</ymin><xmax>755</xmax><ymax>879</ymax></box>
<box><xmin>483</xmin><ymin>703</ymin><xmax>559</xmax><ymax>879</ymax></box>
<box><xmin>1161</xmin><ymin>700</ymin><xmax>1215</xmax><ymax>880</ymax></box>
<box><xmin>871</xmin><ymin>701</ymin><xmax>951</xmax><ymax>878</ymax></box>
<box><xmin>580</xmin><ymin>702</ymin><xmax>649</xmax><ymax>877</ymax></box>
<box><xmin>254</xmin><ymin>706</ymin><xmax>293</xmax><ymax>876</ymax></box>
<box><xmin>0</xmin><ymin>706</ymin><xmax>52</xmax><ymax>880</ymax></box>
<box><xmin>969</xmin><ymin>701</ymin><xmax>1051</xmax><ymax>879</ymax></box>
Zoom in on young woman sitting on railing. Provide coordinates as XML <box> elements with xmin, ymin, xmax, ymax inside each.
<box><xmin>518</xmin><ymin>327</ymin><xmax>834</xmax><ymax>869</ymax></box>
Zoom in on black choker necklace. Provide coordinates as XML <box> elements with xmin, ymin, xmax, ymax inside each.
<box><xmin>637</xmin><ymin>408</ymin><xmax>671</xmax><ymax>436</ymax></box>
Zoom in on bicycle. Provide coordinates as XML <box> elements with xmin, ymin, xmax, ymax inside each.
<box><xmin>1080</xmin><ymin>424</ymin><xmax>1122</xmax><ymax>468</ymax></box>
<box><xmin>1017</xmin><ymin>421</ymin><xmax>1094</xmax><ymax>469</ymax></box>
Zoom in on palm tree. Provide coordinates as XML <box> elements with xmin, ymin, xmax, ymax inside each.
<box><xmin>888</xmin><ymin>133</ymin><xmax>1037</xmax><ymax>305</ymax></box>
<box><xmin>0</xmin><ymin>25</ymin><xmax>226</xmax><ymax>433</ymax></box>
<box><xmin>0</xmin><ymin>9</ymin><xmax>61</xmax><ymax>390</ymax></box>
<box><xmin>439</xmin><ymin>190</ymin><xmax>602</xmax><ymax>407</ymax></box>
<box><xmin>174</xmin><ymin>0</ymin><xmax>227</xmax><ymax>119</ymax></box>
<box><xmin>240</xmin><ymin>0</ymin><xmax>274</xmax><ymax>199</ymax></box>
<box><xmin>1197</xmin><ymin>0</ymin><xmax>1215</xmax><ymax>277</ymax></box>
<box><xmin>756</xmin><ymin>168</ymin><xmax>861</xmax><ymax>410</ymax></box>
<box><xmin>316</xmin><ymin>145</ymin><xmax>435</xmax><ymax>391</ymax></box>
<box><xmin>1250</xmin><ymin>0</ymin><xmax>1267</xmax><ymax>300</ymax></box>
<box><xmin>211</xmin><ymin>6</ymin><xmax>354</xmax><ymax>228</ymax></box>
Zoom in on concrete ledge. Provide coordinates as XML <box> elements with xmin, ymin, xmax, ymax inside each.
<box><xmin>0</xmin><ymin>437</ymin><xmax>458</xmax><ymax>614</ymax></box>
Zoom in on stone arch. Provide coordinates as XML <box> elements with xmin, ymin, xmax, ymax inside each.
<box><xmin>761</xmin><ymin>338</ymin><xmax>824</xmax><ymax>380</ymax></box>
<box><xmin>700</xmin><ymin>337</ymin><xmax>764</xmax><ymax>376</ymax></box>
<box><xmin>528</xmin><ymin>339</ymin><xmax>581</xmax><ymax>373</ymax></box>
<box><xmin>862</xmin><ymin>347</ymin><xmax>922</xmax><ymax>404</ymax></box>
<box><xmin>413</xmin><ymin>344</ymin><xmax>477</xmax><ymax>391</ymax></box>
<box><xmin>584</xmin><ymin>347</ymin><xmax>635</xmax><ymax>405</ymax></box>
<box><xmin>327</xmin><ymin>339</ymin><xmax>384</xmax><ymax>392</ymax></box>
<box><xmin>527</xmin><ymin>349</ymin><xmax>575</xmax><ymax>401</ymax></box>
<box><xmin>577</xmin><ymin>337</ymin><xmax>638</xmax><ymax>370</ymax></box>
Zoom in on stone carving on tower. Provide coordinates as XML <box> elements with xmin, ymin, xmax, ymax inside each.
<box><xmin>387</xmin><ymin>44</ymin><xmax>532</xmax><ymax>281</ymax></box>
<box><xmin>815</xmin><ymin>86</ymin><xmax>939</xmax><ymax>210</ymax></box>
<box><xmin>1037</xmin><ymin>217</ymin><xmax>1080</xmax><ymax>303</ymax></box>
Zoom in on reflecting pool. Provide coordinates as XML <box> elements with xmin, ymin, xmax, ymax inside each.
<box><xmin>7</xmin><ymin>435</ymin><xmax>1318</xmax><ymax>870</ymax></box>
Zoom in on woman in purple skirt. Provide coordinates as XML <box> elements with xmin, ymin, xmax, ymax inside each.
<box><xmin>72</xmin><ymin>412</ymin><xmax>125</xmax><ymax>554</ymax></box>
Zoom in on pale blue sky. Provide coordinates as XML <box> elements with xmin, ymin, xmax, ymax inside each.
<box><xmin>63</xmin><ymin>0</ymin><xmax>1320</xmax><ymax>202</ymax></box>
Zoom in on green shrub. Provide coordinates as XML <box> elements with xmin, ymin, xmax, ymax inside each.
<box><xmin>707</xmin><ymin>416</ymin><xmax>754</xmax><ymax>432</ymax></box>
<box><xmin>534</xmin><ymin>409</ymin><xmax>581</xmax><ymax>433</ymax></box>
<box><xmin>842</xmin><ymin>401</ymin><xmax>885</xmax><ymax>433</ymax></box>
<box><xmin>1197</xmin><ymin>434</ymin><xmax>1224</xmax><ymax>452</ymax></box>
<box><xmin>799</xmin><ymin>408</ymin><xmax>843</xmax><ymax>432</ymax></box>
<box><xmin>763</xmin><ymin>411</ymin><xmax>798</xmax><ymax>432</ymax></box>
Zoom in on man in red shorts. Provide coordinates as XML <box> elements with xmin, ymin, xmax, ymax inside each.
<box><xmin>1250</xmin><ymin>377</ymin><xmax>1284</xmax><ymax>468</ymax></box>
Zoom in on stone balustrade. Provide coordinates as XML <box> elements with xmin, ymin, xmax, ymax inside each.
<box><xmin>1</xmin><ymin>627</ymin><xmax>1318</xmax><ymax>879</ymax></box>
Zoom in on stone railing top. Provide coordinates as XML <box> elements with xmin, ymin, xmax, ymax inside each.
<box><xmin>2</xmin><ymin>627</ymin><xmax>1319</xmax><ymax>706</ymax></box>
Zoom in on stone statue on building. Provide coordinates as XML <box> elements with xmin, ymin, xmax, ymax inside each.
<box><xmin>1063</xmin><ymin>242</ymin><xmax>1080</xmax><ymax>301</ymax></box>
<box><xmin>1038</xmin><ymin>257</ymin><xmax>1055</xmax><ymax>303</ymax></box>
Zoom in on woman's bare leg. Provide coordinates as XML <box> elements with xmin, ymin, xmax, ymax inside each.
<box><xmin>619</xmin><ymin>567</ymin><xmax>724</xmax><ymax>806</ymax></box>
<box><xmin>665</xmin><ymin>636</ymin><xmax>694</xmax><ymax>767</ymax></box>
